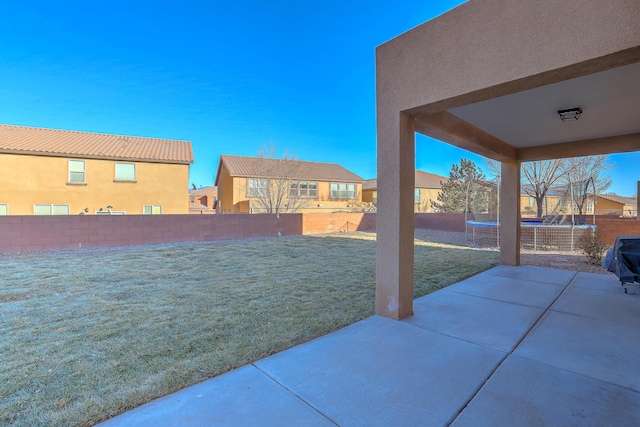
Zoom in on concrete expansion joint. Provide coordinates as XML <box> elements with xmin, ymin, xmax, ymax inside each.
<box><xmin>443</xmin><ymin>288</ymin><xmax>549</xmax><ymax>310</ymax></box>
<box><xmin>251</xmin><ymin>363</ymin><xmax>340</xmax><ymax>427</ymax></box>
<box><xmin>512</xmin><ymin>270</ymin><xmax>579</xmax><ymax>350</ymax></box>
<box><xmin>400</xmin><ymin>317</ymin><xmax>511</xmax><ymax>354</ymax></box>
<box><xmin>449</xmin><ymin>271</ymin><xmax>579</xmax><ymax>425</ymax></box>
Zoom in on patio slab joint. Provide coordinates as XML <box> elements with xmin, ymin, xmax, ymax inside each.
<box><xmin>450</xmin><ymin>270</ymin><xmax>579</xmax><ymax>424</ymax></box>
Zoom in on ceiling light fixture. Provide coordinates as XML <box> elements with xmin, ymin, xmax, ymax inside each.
<box><xmin>557</xmin><ymin>106</ymin><xmax>583</xmax><ymax>122</ymax></box>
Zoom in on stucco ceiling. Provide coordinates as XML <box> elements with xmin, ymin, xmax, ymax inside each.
<box><xmin>448</xmin><ymin>61</ymin><xmax>640</xmax><ymax>149</ymax></box>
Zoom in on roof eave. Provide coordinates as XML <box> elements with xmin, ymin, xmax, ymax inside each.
<box><xmin>0</xmin><ymin>149</ymin><xmax>193</xmax><ymax>165</ymax></box>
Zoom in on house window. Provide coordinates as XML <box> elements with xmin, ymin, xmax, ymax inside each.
<box><xmin>34</xmin><ymin>204</ymin><xmax>70</xmax><ymax>215</ymax></box>
<box><xmin>415</xmin><ymin>188</ymin><xmax>421</xmax><ymax>203</ymax></box>
<box><xmin>143</xmin><ymin>205</ymin><xmax>162</xmax><ymax>214</ymax></box>
<box><xmin>115</xmin><ymin>163</ymin><xmax>136</xmax><ymax>181</ymax></box>
<box><xmin>68</xmin><ymin>160</ymin><xmax>86</xmax><ymax>183</ymax></box>
<box><xmin>0</xmin><ymin>204</ymin><xmax>7</xmax><ymax>215</ymax></box>
<box><xmin>586</xmin><ymin>203</ymin><xmax>593</xmax><ymax>212</ymax></box>
<box><xmin>290</xmin><ymin>181</ymin><xmax>318</xmax><ymax>198</ymax></box>
<box><xmin>190</xmin><ymin>196</ymin><xmax>195</xmax><ymax>203</ymax></box>
<box><xmin>529</xmin><ymin>197</ymin><xmax>536</xmax><ymax>206</ymax></box>
<box><xmin>248</xmin><ymin>179</ymin><xmax>268</xmax><ymax>197</ymax></box>
<box><xmin>331</xmin><ymin>183</ymin><xmax>356</xmax><ymax>200</ymax></box>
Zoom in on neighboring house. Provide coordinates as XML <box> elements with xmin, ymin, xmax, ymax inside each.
<box><xmin>595</xmin><ymin>194</ymin><xmax>637</xmax><ymax>217</ymax></box>
<box><xmin>0</xmin><ymin>124</ymin><xmax>193</xmax><ymax>215</ymax></box>
<box><xmin>520</xmin><ymin>189</ymin><xmax>564</xmax><ymax>218</ymax></box>
<box><xmin>362</xmin><ymin>170</ymin><xmax>447</xmax><ymax>213</ymax></box>
<box><xmin>520</xmin><ymin>190</ymin><xmax>637</xmax><ymax>218</ymax></box>
<box><xmin>214</xmin><ymin>155</ymin><xmax>365</xmax><ymax>214</ymax></box>
<box><xmin>189</xmin><ymin>186</ymin><xmax>217</xmax><ymax>214</ymax></box>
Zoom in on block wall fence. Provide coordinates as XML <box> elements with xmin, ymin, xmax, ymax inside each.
<box><xmin>0</xmin><ymin>213</ymin><xmax>635</xmax><ymax>254</ymax></box>
<box><xmin>594</xmin><ymin>218</ymin><xmax>640</xmax><ymax>245</ymax></box>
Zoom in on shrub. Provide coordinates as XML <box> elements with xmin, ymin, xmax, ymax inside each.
<box><xmin>578</xmin><ymin>228</ymin><xmax>608</xmax><ymax>265</ymax></box>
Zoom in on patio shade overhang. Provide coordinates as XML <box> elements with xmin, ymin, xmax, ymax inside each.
<box><xmin>375</xmin><ymin>0</ymin><xmax>640</xmax><ymax>319</ymax></box>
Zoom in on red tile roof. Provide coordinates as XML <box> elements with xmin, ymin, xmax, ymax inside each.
<box><xmin>0</xmin><ymin>124</ymin><xmax>193</xmax><ymax>164</ymax></box>
<box><xmin>363</xmin><ymin>170</ymin><xmax>447</xmax><ymax>190</ymax></box>
<box><xmin>216</xmin><ymin>155</ymin><xmax>363</xmax><ymax>183</ymax></box>
<box><xmin>189</xmin><ymin>186</ymin><xmax>217</xmax><ymax>197</ymax></box>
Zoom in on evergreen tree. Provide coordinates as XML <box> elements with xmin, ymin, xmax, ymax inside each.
<box><xmin>431</xmin><ymin>158</ymin><xmax>486</xmax><ymax>213</ymax></box>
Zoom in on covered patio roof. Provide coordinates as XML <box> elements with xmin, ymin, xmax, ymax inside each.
<box><xmin>375</xmin><ymin>0</ymin><xmax>640</xmax><ymax>319</ymax></box>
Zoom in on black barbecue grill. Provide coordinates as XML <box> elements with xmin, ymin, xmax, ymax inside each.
<box><xmin>603</xmin><ymin>236</ymin><xmax>640</xmax><ymax>293</ymax></box>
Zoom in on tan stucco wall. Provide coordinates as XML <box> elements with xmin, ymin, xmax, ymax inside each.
<box><xmin>247</xmin><ymin>181</ymin><xmax>364</xmax><ymax>213</ymax></box>
<box><xmin>362</xmin><ymin>189</ymin><xmax>376</xmax><ymax>204</ymax></box>
<box><xmin>520</xmin><ymin>195</ymin><xmax>565</xmax><ymax>217</ymax></box>
<box><xmin>415</xmin><ymin>188</ymin><xmax>440</xmax><ymax>213</ymax></box>
<box><xmin>215</xmin><ymin>166</ymin><xmax>236</xmax><ymax>214</ymax></box>
<box><xmin>595</xmin><ymin>197</ymin><xmax>625</xmax><ymax>216</ymax></box>
<box><xmin>362</xmin><ymin>188</ymin><xmax>439</xmax><ymax>212</ymax></box>
<box><xmin>0</xmin><ymin>153</ymin><xmax>189</xmax><ymax>215</ymax></box>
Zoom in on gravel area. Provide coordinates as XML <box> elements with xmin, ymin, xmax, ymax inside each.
<box><xmin>414</xmin><ymin>228</ymin><xmax>612</xmax><ymax>275</ymax></box>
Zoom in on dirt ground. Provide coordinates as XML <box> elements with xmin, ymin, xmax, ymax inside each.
<box><xmin>414</xmin><ymin>228</ymin><xmax>611</xmax><ymax>275</ymax></box>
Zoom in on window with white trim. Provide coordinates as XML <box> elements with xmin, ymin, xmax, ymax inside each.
<box><xmin>248</xmin><ymin>179</ymin><xmax>268</xmax><ymax>197</ymax></box>
<box><xmin>143</xmin><ymin>205</ymin><xmax>162</xmax><ymax>214</ymax></box>
<box><xmin>414</xmin><ymin>188</ymin><xmax>421</xmax><ymax>203</ymax></box>
<box><xmin>0</xmin><ymin>204</ymin><xmax>7</xmax><ymax>215</ymax></box>
<box><xmin>330</xmin><ymin>183</ymin><xmax>356</xmax><ymax>200</ymax></box>
<box><xmin>115</xmin><ymin>162</ymin><xmax>136</xmax><ymax>181</ymax></box>
<box><xmin>34</xmin><ymin>204</ymin><xmax>70</xmax><ymax>215</ymax></box>
<box><xmin>290</xmin><ymin>181</ymin><xmax>317</xmax><ymax>198</ymax></box>
<box><xmin>68</xmin><ymin>160</ymin><xmax>86</xmax><ymax>183</ymax></box>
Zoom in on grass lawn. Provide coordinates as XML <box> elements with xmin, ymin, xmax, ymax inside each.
<box><xmin>1</xmin><ymin>232</ymin><xmax>498</xmax><ymax>426</ymax></box>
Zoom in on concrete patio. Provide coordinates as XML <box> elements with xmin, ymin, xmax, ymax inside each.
<box><xmin>98</xmin><ymin>266</ymin><xmax>640</xmax><ymax>426</ymax></box>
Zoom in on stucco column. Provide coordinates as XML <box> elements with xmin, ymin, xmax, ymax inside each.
<box><xmin>500</xmin><ymin>161</ymin><xmax>520</xmax><ymax>266</ymax></box>
<box><xmin>376</xmin><ymin>112</ymin><xmax>415</xmax><ymax>320</ymax></box>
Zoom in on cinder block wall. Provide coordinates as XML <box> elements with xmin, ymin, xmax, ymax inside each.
<box><xmin>415</xmin><ymin>213</ymin><xmax>468</xmax><ymax>232</ymax></box>
<box><xmin>0</xmin><ymin>214</ymin><xmax>303</xmax><ymax>253</ymax></box>
<box><xmin>0</xmin><ymin>212</ymin><xmax>468</xmax><ymax>254</ymax></box>
<box><xmin>596</xmin><ymin>218</ymin><xmax>640</xmax><ymax>245</ymax></box>
<box><xmin>301</xmin><ymin>213</ymin><xmax>376</xmax><ymax>234</ymax></box>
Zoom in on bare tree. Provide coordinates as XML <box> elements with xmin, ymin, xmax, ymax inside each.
<box><xmin>521</xmin><ymin>160</ymin><xmax>566</xmax><ymax>218</ymax></box>
<box><xmin>485</xmin><ymin>159</ymin><xmax>502</xmax><ymax>181</ymax></box>
<box><xmin>560</xmin><ymin>155</ymin><xmax>612</xmax><ymax>215</ymax></box>
<box><xmin>247</xmin><ymin>148</ymin><xmax>312</xmax><ymax>214</ymax></box>
<box><xmin>490</xmin><ymin>156</ymin><xmax>612</xmax><ymax>218</ymax></box>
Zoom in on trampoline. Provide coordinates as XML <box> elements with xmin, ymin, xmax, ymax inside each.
<box><xmin>464</xmin><ymin>176</ymin><xmax>599</xmax><ymax>252</ymax></box>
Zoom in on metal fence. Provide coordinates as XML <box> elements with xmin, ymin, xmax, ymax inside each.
<box><xmin>466</xmin><ymin>222</ymin><xmax>596</xmax><ymax>252</ymax></box>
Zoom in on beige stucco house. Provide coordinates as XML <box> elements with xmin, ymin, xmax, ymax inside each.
<box><xmin>520</xmin><ymin>190</ymin><xmax>564</xmax><ymax>218</ymax></box>
<box><xmin>376</xmin><ymin>0</ymin><xmax>640</xmax><ymax>320</ymax></box>
<box><xmin>0</xmin><ymin>124</ymin><xmax>193</xmax><ymax>215</ymax></box>
<box><xmin>189</xmin><ymin>186</ymin><xmax>217</xmax><ymax>214</ymax></box>
<box><xmin>363</xmin><ymin>170</ymin><xmax>447</xmax><ymax>212</ymax></box>
<box><xmin>595</xmin><ymin>194</ymin><xmax>637</xmax><ymax>217</ymax></box>
<box><xmin>214</xmin><ymin>155</ymin><xmax>365</xmax><ymax>214</ymax></box>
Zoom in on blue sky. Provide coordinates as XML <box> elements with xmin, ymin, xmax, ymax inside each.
<box><xmin>1</xmin><ymin>1</ymin><xmax>637</xmax><ymax>196</ymax></box>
